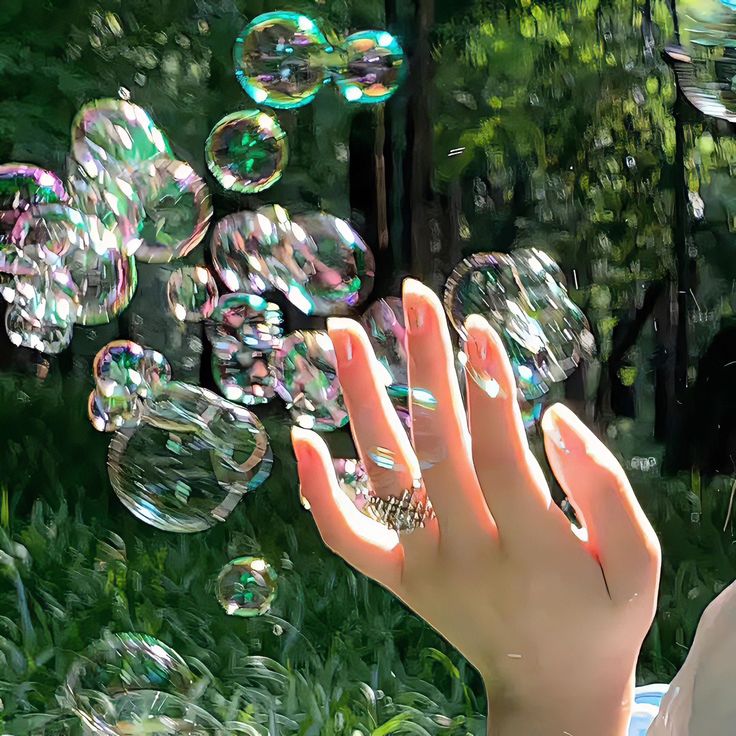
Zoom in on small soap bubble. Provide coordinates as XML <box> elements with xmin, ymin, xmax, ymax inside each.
<box><xmin>272</xmin><ymin>330</ymin><xmax>348</xmax><ymax>431</ymax></box>
<box><xmin>94</xmin><ymin>340</ymin><xmax>146</xmax><ymax>399</ymax></box>
<box><xmin>88</xmin><ymin>390</ymin><xmax>142</xmax><ymax>433</ymax></box>
<box><xmin>167</xmin><ymin>266</ymin><xmax>218</xmax><ymax>322</ymax></box>
<box><xmin>234</xmin><ymin>12</ymin><xmax>331</xmax><ymax>109</ymax></box>
<box><xmin>335</xmin><ymin>30</ymin><xmax>406</xmax><ymax>104</ymax></box>
<box><xmin>206</xmin><ymin>110</ymin><xmax>287</xmax><ymax>194</ymax></box>
<box><xmin>216</xmin><ymin>556</ymin><xmax>277</xmax><ymax>617</ymax></box>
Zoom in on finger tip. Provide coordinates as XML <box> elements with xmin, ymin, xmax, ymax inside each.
<box><xmin>402</xmin><ymin>277</ymin><xmax>438</xmax><ymax>306</ymax></box>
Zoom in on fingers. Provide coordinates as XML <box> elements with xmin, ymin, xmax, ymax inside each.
<box><xmin>403</xmin><ymin>279</ymin><xmax>495</xmax><ymax>538</ymax></box>
<box><xmin>292</xmin><ymin>427</ymin><xmax>404</xmax><ymax>589</ymax></box>
<box><xmin>463</xmin><ymin>314</ymin><xmax>553</xmax><ymax>532</ymax></box>
<box><xmin>541</xmin><ymin>404</ymin><xmax>661</xmax><ymax>605</ymax></box>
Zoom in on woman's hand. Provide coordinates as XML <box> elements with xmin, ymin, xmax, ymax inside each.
<box><xmin>291</xmin><ymin>279</ymin><xmax>661</xmax><ymax>736</ymax></box>
<box><xmin>648</xmin><ymin>580</ymin><xmax>736</xmax><ymax>736</ymax></box>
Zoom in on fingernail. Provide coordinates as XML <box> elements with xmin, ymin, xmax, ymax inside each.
<box><xmin>327</xmin><ymin>318</ymin><xmax>353</xmax><ymax>363</ymax></box>
<box><xmin>541</xmin><ymin>409</ymin><xmax>570</xmax><ymax>454</ymax></box>
<box><xmin>402</xmin><ymin>279</ymin><xmax>427</xmax><ymax>332</ymax></box>
<box><xmin>291</xmin><ymin>426</ymin><xmax>315</xmax><ymax>462</ymax></box>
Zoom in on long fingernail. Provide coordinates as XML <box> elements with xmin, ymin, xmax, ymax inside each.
<box><xmin>327</xmin><ymin>318</ymin><xmax>353</xmax><ymax>363</ymax></box>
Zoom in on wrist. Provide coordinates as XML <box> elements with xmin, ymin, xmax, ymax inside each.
<box><xmin>486</xmin><ymin>674</ymin><xmax>635</xmax><ymax>736</ymax></box>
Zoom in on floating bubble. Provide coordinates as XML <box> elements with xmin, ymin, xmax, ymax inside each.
<box><xmin>444</xmin><ymin>249</ymin><xmax>595</xmax><ymax>401</ymax></box>
<box><xmin>212</xmin><ymin>350</ymin><xmax>279</xmax><ymax>406</ymax></box>
<box><xmin>289</xmin><ymin>211</ymin><xmax>375</xmax><ymax>315</ymax></box>
<box><xmin>335</xmin><ymin>31</ymin><xmax>407</xmax><ymax>104</ymax></box>
<box><xmin>134</xmin><ymin>158</ymin><xmax>212</xmax><ymax>264</ymax></box>
<box><xmin>65</xmin><ymin>239</ymin><xmax>137</xmax><ymax>325</ymax></box>
<box><xmin>205</xmin><ymin>110</ymin><xmax>287</xmax><ymax>194</ymax></box>
<box><xmin>234</xmin><ymin>12</ymin><xmax>331</xmax><ymax>109</ymax></box>
<box><xmin>142</xmin><ymin>348</ymin><xmax>172</xmax><ymax>393</ymax></box>
<box><xmin>141</xmin><ymin>381</ymin><xmax>272</xmax><ymax>490</ymax></box>
<box><xmin>206</xmin><ymin>293</ymin><xmax>283</xmax><ymax>358</ymax></box>
<box><xmin>71</xmin><ymin>99</ymin><xmax>173</xmax><ymax>177</ymax></box>
<box><xmin>5</xmin><ymin>301</ymin><xmax>73</xmax><ymax>354</ymax></box>
<box><xmin>67</xmin><ymin>163</ymin><xmax>143</xmax><ymax>256</ymax></box>
<box><xmin>94</xmin><ymin>340</ymin><xmax>146</xmax><ymax>399</ymax></box>
<box><xmin>209</xmin><ymin>207</ymin><xmax>294</xmax><ymax>294</ymax></box>
<box><xmin>65</xmin><ymin>632</ymin><xmax>194</xmax><ymax>698</ymax></box>
<box><xmin>216</xmin><ymin>556</ymin><xmax>277</xmax><ymax>617</ymax></box>
<box><xmin>10</xmin><ymin>204</ymin><xmax>88</xmax><ymax>264</ymax></box>
<box><xmin>88</xmin><ymin>390</ymin><xmax>142</xmax><ymax>433</ymax></box>
<box><xmin>70</xmin><ymin>690</ymin><xmax>224</xmax><ymax>736</ymax></box>
<box><xmin>167</xmin><ymin>266</ymin><xmax>218</xmax><ymax>322</ymax></box>
<box><xmin>272</xmin><ymin>330</ymin><xmax>348</xmax><ymax>431</ymax></box>
<box><xmin>0</xmin><ymin>164</ymin><xmax>66</xmax><ymax>232</ymax></box>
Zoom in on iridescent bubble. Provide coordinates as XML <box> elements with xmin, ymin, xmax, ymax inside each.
<box><xmin>205</xmin><ymin>110</ymin><xmax>287</xmax><ymax>194</ymax></box>
<box><xmin>108</xmin><ymin>422</ymin><xmax>244</xmax><ymax>533</ymax></box>
<box><xmin>272</xmin><ymin>330</ymin><xmax>348</xmax><ymax>431</ymax></box>
<box><xmin>5</xmin><ymin>301</ymin><xmax>72</xmax><ymax>354</ymax></box>
<box><xmin>70</xmin><ymin>690</ymin><xmax>224</xmax><ymax>736</ymax></box>
<box><xmin>71</xmin><ymin>99</ymin><xmax>173</xmax><ymax>177</ymax></box>
<box><xmin>142</xmin><ymin>348</ymin><xmax>172</xmax><ymax>393</ymax></box>
<box><xmin>66</xmin><ymin>632</ymin><xmax>194</xmax><ymax>698</ymax></box>
<box><xmin>216</xmin><ymin>556</ymin><xmax>277</xmax><ymax>617</ymax></box>
<box><xmin>0</xmin><ymin>164</ymin><xmax>66</xmax><ymax>231</ymax></box>
<box><xmin>212</xmin><ymin>350</ymin><xmax>279</xmax><ymax>406</ymax></box>
<box><xmin>88</xmin><ymin>390</ymin><xmax>142</xmax><ymax>433</ymax></box>
<box><xmin>335</xmin><ymin>31</ymin><xmax>407</xmax><ymax>104</ymax></box>
<box><xmin>141</xmin><ymin>381</ymin><xmax>272</xmax><ymax>491</ymax></box>
<box><xmin>444</xmin><ymin>249</ymin><xmax>595</xmax><ymax>401</ymax></box>
<box><xmin>167</xmin><ymin>266</ymin><xmax>218</xmax><ymax>322</ymax></box>
<box><xmin>65</xmin><ymin>239</ymin><xmax>137</xmax><ymax>325</ymax></box>
<box><xmin>10</xmin><ymin>204</ymin><xmax>89</xmax><ymax>265</ymax></box>
<box><xmin>234</xmin><ymin>12</ymin><xmax>331</xmax><ymax>108</ymax></box>
<box><xmin>209</xmin><ymin>207</ymin><xmax>291</xmax><ymax>293</ymax></box>
<box><xmin>206</xmin><ymin>293</ymin><xmax>283</xmax><ymax>358</ymax></box>
<box><xmin>134</xmin><ymin>158</ymin><xmax>212</xmax><ymax>264</ymax></box>
<box><xmin>289</xmin><ymin>211</ymin><xmax>375</xmax><ymax>315</ymax></box>
<box><xmin>94</xmin><ymin>340</ymin><xmax>146</xmax><ymax>399</ymax></box>
<box><xmin>67</xmin><ymin>163</ymin><xmax>143</xmax><ymax>256</ymax></box>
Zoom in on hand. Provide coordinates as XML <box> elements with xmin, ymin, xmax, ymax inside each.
<box><xmin>291</xmin><ymin>279</ymin><xmax>661</xmax><ymax>736</ymax></box>
<box><xmin>648</xmin><ymin>579</ymin><xmax>736</xmax><ymax>736</ymax></box>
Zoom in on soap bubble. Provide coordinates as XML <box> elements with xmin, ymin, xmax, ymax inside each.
<box><xmin>444</xmin><ymin>249</ymin><xmax>595</xmax><ymax>400</ymax></box>
<box><xmin>65</xmin><ymin>238</ymin><xmax>137</xmax><ymax>325</ymax></box>
<box><xmin>88</xmin><ymin>390</ymin><xmax>142</xmax><ymax>433</ymax></box>
<box><xmin>209</xmin><ymin>207</ymin><xmax>296</xmax><ymax>294</ymax></box>
<box><xmin>273</xmin><ymin>330</ymin><xmax>348</xmax><ymax>431</ymax></box>
<box><xmin>216</xmin><ymin>556</ymin><xmax>277</xmax><ymax>616</ymax></box>
<box><xmin>142</xmin><ymin>348</ymin><xmax>172</xmax><ymax>393</ymax></box>
<box><xmin>212</xmin><ymin>350</ymin><xmax>279</xmax><ymax>406</ymax></box>
<box><xmin>134</xmin><ymin>158</ymin><xmax>212</xmax><ymax>264</ymax></box>
<box><xmin>206</xmin><ymin>293</ymin><xmax>283</xmax><ymax>358</ymax></box>
<box><xmin>71</xmin><ymin>99</ymin><xmax>172</xmax><ymax>177</ymax></box>
<box><xmin>67</xmin><ymin>163</ymin><xmax>143</xmax><ymax>256</ymax></box>
<box><xmin>234</xmin><ymin>12</ymin><xmax>331</xmax><ymax>108</ymax></box>
<box><xmin>94</xmin><ymin>340</ymin><xmax>146</xmax><ymax>399</ymax></box>
<box><xmin>167</xmin><ymin>266</ymin><xmax>218</xmax><ymax>322</ymax></box>
<box><xmin>289</xmin><ymin>211</ymin><xmax>375</xmax><ymax>315</ymax></box>
<box><xmin>5</xmin><ymin>301</ymin><xmax>73</xmax><ymax>354</ymax></box>
<box><xmin>205</xmin><ymin>110</ymin><xmax>287</xmax><ymax>193</ymax></box>
<box><xmin>10</xmin><ymin>204</ymin><xmax>88</xmax><ymax>264</ymax></box>
<box><xmin>335</xmin><ymin>31</ymin><xmax>407</xmax><ymax>104</ymax></box>
<box><xmin>0</xmin><ymin>163</ymin><xmax>66</xmax><ymax>231</ymax></box>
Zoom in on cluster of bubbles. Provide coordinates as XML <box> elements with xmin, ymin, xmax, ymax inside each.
<box><xmin>0</xmin><ymin>98</ymin><xmax>214</xmax><ymax>353</ymax></box>
<box><xmin>90</xmin><ymin>339</ymin><xmax>272</xmax><ymax>534</ymax></box>
<box><xmin>234</xmin><ymin>12</ymin><xmax>406</xmax><ymax>109</ymax></box>
<box><xmin>667</xmin><ymin>0</ymin><xmax>736</xmax><ymax>123</ymax></box>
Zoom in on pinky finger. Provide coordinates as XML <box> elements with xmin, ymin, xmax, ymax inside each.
<box><xmin>292</xmin><ymin>427</ymin><xmax>404</xmax><ymax>590</ymax></box>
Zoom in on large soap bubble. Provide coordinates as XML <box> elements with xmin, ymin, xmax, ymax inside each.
<box><xmin>205</xmin><ymin>110</ymin><xmax>287</xmax><ymax>194</ymax></box>
<box><xmin>0</xmin><ymin>164</ymin><xmax>67</xmax><ymax>232</ymax></box>
<box><xmin>444</xmin><ymin>249</ymin><xmax>595</xmax><ymax>400</ymax></box>
<box><xmin>234</xmin><ymin>12</ymin><xmax>332</xmax><ymax>108</ymax></box>
<box><xmin>273</xmin><ymin>330</ymin><xmax>348</xmax><ymax>430</ymax></box>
